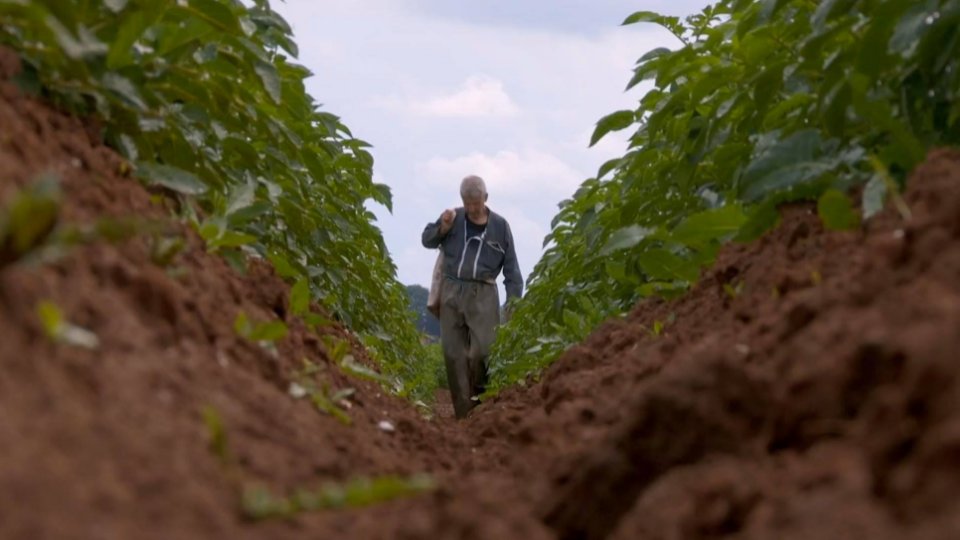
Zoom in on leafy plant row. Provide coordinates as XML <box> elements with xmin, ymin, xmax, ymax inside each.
<box><xmin>489</xmin><ymin>0</ymin><xmax>960</xmax><ymax>392</ymax></box>
<box><xmin>0</xmin><ymin>0</ymin><xmax>433</xmax><ymax>398</ymax></box>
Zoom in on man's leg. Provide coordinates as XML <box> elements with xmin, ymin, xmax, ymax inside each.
<box><xmin>439</xmin><ymin>280</ymin><xmax>472</xmax><ymax>419</ymax></box>
<box><xmin>464</xmin><ymin>283</ymin><xmax>500</xmax><ymax>400</ymax></box>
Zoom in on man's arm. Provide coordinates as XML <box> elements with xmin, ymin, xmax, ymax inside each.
<box><xmin>422</xmin><ymin>209</ymin><xmax>456</xmax><ymax>248</ymax></box>
<box><xmin>502</xmin><ymin>221</ymin><xmax>523</xmax><ymax>300</ymax></box>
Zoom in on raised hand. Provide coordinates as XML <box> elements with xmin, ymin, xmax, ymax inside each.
<box><xmin>439</xmin><ymin>208</ymin><xmax>455</xmax><ymax>234</ymax></box>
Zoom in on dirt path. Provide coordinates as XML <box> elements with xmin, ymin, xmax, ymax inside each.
<box><xmin>3</xmin><ymin>47</ymin><xmax>960</xmax><ymax>539</ymax></box>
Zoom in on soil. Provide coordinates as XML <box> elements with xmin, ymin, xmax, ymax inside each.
<box><xmin>3</xmin><ymin>45</ymin><xmax>960</xmax><ymax>540</ymax></box>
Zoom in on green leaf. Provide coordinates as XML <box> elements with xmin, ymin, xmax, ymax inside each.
<box><xmin>45</xmin><ymin>18</ymin><xmax>108</xmax><ymax>59</ymax></box>
<box><xmin>0</xmin><ymin>177</ymin><xmax>60</xmax><ymax>263</ymax></box>
<box><xmin>597</xmin><ymin>157</ymin><xmax>622</xmax><ymax>179</ymax></box>
<box><xmin>589</xmin><ymin>110</ymin><xmax>635</xmax><ymax>147</ymax></box>
<box><xmin>157</xmin><ymin>17</ymin><xmax>215</xmax><ymax>55</ymax></box>
<box><xmin>604</xmin><ymin>260</ymin><xmax>634</xmax><ymax>284</ymax></box>
<box><xmin>735</xmin><ymin>203</ymin><xmax>781</xmax><ymax>242</ymax></box>
<box><xmin>862</xmin><ymin>174</ymin><xmax>887</xmax><ymax>219</ymax></box>
<box><xmin>106</xmin><ymin>12</ymin><xmax>152</xmax><ymax>69</ymax></box>
<box><xmin>622</xmin><ymin>11</ymin><xmax>662</xmax><ymax>26</ymax></box>
<box><xmin>150</xmin><ymin>236</ymin><xmax>185</xmax><ymax>268</ymax></box>
<box><xmin>177</xmin><ymin>0</ymin><xmax>240</xmax><ymax>33</ymax></box>
<box><xmin>136</xmin><ymin>163</ymin><xmax>208</xmax><ymax>195</ymax></box>
<box><xmin>243</xmin><ymin>474</ymin><xmax>434</xmax><ymax>521</ymax></box>
<box><xmin>37</xmin><ymin>300</ymin><xmax>64</xmax><ymax>339</ymax></box>
<box><xmin>671</xmin><ymin>205</ymin><xmax>747</xmax><ymax>246</ymax></box>
<box><xmin>248</xmin><ymin>320</ymin><xmax>288</xmax><ymax>342</ymax></box>
<box><xmin>889</xmin><ymin>4</ymin><xmax>928</xmax><ymax>56</ymax></box>
<box><xmin>290</xmin><ymin>278</ymin><xmax>310</xmax><ymax>315</ymax></box>
<box><xmin>340</xmin><ymin>355</ymin><xmax>392</xmax><ymax>384</ymax></box>
<box><xmin>36</xmin><ymin>300</ymin><xmax>100</xmax><ymax>349</ymax></box>
<box><xmin>104</xmin><ymin>0</ymin><xmax>129</xmax><ymax>12</ymax></box>
<box><xmin>102</xmin><ymin>73</ymin><xmax>147</xmax><ymax>110</ymax></box>
<box><xmin>637</xmin><ymin>248</ymin><xmax>700</xmax><ymax>283</ymax></box>
<box><xmin>821</xmin><ymin>80</ymin><xmax>851</xmax><ymax>137</ymax></box>
<box><xmin>225</xmin><ymin>181</ymin><xmax>257</xmax><ymax>216</ymax></box>
<box><xmin>561</xmin><ymin>309</ymin><xmax>584</xmax><ymax>335</ymax></box>
<box><xmin>255</xmin><ymin>60</ymin><xmax>282</xmax><ymax>104</ymax></box>
<box><xmin>266</xmin><ymin>252</ymin><xmax>299</xmax><ymax>278</ymax></box>
<box><xmin>202</xmin><ymin>405</ymin><xmax>230</xmax><ymax>463</ymax></box>
<box><xmin>638</xmin><ymin>47</ymin><xmax>671</xmax><ymax>63</ymax></box>
<box><xmin>234</xmin><ymin>311</ymin><xmax>252</xmax><ymax>337</ymax></box>
<box><xmin>817</xmin><ymin>189</ymin><xmax>860</xmax><ymax>230</ymax></box>
<box><xmin>371</xmin><ymin>183</ymin><xmax>393</xmax><ymax>213</ymax></box>
<box><xmin>812</xmin><ymin>0</ymin><xmax>857</xmax><ymax>32</ymax></box>
<box><xmin>740</xmin><ymin>130</ymin><xmax>831</xmax><ymax>201</ymax></box>
<box><xmin>303</xmin><ymin>312</ymin><xmax>334</xmax><ymax>329</ymax></box>
<box><xmin>600</xmin><ymin>225</ymin><xmax>653</xmax><ymax>255</ymax></box>
<box><xmin>209</xmin><ymin>230</ymin><xmax>257</xmax><ymax>249</ymax></box>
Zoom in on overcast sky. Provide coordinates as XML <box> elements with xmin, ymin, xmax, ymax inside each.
<box><xmin>270</xmin><ymin>0</ymin><xmax>712</xmax><ymax>299</ymax></box>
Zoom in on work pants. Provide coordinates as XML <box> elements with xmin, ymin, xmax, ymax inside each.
<box><xmin>440</xmin><ymin>278</ymin><xmax>499</xmax><ymax>419</ymax></box>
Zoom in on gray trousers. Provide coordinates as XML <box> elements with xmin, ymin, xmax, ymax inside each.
<box><xmin>440</xmin><ymin>278</ymin><xmax>500</xmax><ymax>419</ymax></box>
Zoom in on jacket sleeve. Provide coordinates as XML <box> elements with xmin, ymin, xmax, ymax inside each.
<box><xmin>502</xmin><ymin>220</ymin><xmax>523</xmax><ymax>300</ymax></box>
<box><xmin>422</xmin><ymin>217</ymin><xmax>446</xmax><ymax>248</ymax></box>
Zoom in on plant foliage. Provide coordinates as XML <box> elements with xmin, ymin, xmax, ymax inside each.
<box><xmin>489</xmin><ymin>0</ymin><xmax>960</xmax><ymax>392</ymax></box>
<box><xmin>0</xmin><ymin>0</ymin><xmax>433</xmax><ymax>398</ymax></box>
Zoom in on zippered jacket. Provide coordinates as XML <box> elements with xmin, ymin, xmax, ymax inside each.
<box><xmin>421</xmin><ymin>207</ymin><xmax>523</xmax><ymax>300</ymax></box>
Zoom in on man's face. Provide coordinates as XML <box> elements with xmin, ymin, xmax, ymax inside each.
<box><xmin>463</xmin><ymin>195</ymin><xmax>487</xmax><ymax>222</ymax></box>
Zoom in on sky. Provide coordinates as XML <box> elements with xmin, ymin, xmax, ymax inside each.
<box><xmin>269</xmin><ymin>0</ymin><xmax>713</xmax><ymax>300</ymax></box>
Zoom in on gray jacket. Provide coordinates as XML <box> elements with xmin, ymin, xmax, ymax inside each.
<box><xmin>421</xmin><ymin>207</ymin><xmax>523</xmax><ymax>300</ymax></box>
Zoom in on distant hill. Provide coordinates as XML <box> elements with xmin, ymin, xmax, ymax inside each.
<box><xmin>406</xmin><ymin>284</ymin><xmax>440</xmax><ymax>339</ymax></box>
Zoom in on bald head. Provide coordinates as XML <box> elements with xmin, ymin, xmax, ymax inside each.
<box><xmin>460</xmin><ymin>175</ymin><xmax>487</xmax><ymax>200</ymax></box>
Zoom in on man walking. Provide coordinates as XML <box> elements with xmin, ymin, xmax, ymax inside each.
<box><xmin>422</xmin><ymin>175</ymin><xmax>523</xmax><ymax>419</ymax></box>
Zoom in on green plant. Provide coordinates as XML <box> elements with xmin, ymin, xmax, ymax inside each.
<box><xmin>234</xmin><ymin>311</ymin><xmax>288</xmax><ymax>342</ymax></box>
<box><xmin>36</xmin><ymin>299</ymin><xmax>100</xmax><ymax>349</ymax></box>
<box><xmin>0</xmin><ymin>176</ymin><xmax>61</xmax><ymax>268</ymax></box>
<box><xmin>202</xmin><ymin>404</ymin><xmax>231</xmax><ymax>465</ymax></box>
<box><xmin>242</xmin><ymin>474</ymin><xmax>435</xmax><ymax>520</ymax></box>
<box><xmin>489</xmin><ymin>0</ymin><xmax>960</xmax><ymax>393</ymax></box>
<box><xmin>1</xmin><ymin>0</ymin><xmax>426</xmax><ymax>397</ymax></box>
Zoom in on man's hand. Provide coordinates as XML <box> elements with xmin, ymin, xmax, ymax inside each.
<box><xmin>438</xmin><ymin>208</ymin><xmax>455</xmax><ymax>234</ymax></box>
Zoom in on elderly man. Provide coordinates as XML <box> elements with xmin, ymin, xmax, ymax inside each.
<box><xmin>421</xmin><ymin>175</ymin><xmax>523</xmax><ymax>419</ymax></box>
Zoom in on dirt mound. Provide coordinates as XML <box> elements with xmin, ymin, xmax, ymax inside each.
<box><xmin>4</xmin><ymin>42</ymin><xmax>960</xmax><ymax>540</ymax></box>
<box><xmin>466</xmin><ymin>150</ymin><xmax>960</xmax><ymax>539</ymax></box>
<box><xmin>0</xmin><ymin>50</ymin><xmax>499</xmax><ymax>540</ymax></box>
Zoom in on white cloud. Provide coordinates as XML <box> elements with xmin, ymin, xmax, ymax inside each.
<box><xmin>379</xmin><ymin>75</ymin><xmax>520</xmax><ymax>118</ymax></box>
<box><xmin>269</xmin><ymin>0</ymin><xmax>710</xmax><ymax>290</ymax></box>
<box><xmin>418</xmin><ymin>149</ymin><xmax>584</xmax><ymax>197</ymax></box>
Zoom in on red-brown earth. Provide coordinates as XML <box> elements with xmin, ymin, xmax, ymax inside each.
<box><xmin>2</xmin><ymin>46</ymin><xmax>960</xmax><ymax>539</ymax></box>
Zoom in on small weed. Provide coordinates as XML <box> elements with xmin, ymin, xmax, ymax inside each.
<box><xmin>339</xmin><ymin>354</ymin><xmax>392</xmax><ymax>385</ymax></box>
<box><xmin>290</xmin><ymin>359</ymin><xmax>355</xmax><ymax>424</ymax></box>
<box><xmin>149</xmin><ymin>236</ymin><xmax>186</xmax><ymax>268</ymax></box>
<box><xmin>302</xmin><ymin>312</ymin><xmax>334</xmax><ymax>331</ymax></box>
<box><xmin>0</xmin><ymin>176</ymin><xmax>61</xmax><ymax>268</ymax></box>
<box><xmin>202</xmin><ymin>405</ymin><xmax>231</xmax><ymax>465</ymax></box>
<box><xmin>289</xmin><ymin>278</ymin><xmax>310</xmax><ymax>316</ymax></box>
<box><xmin>242</xmin><ymin>474</ymin><xmax>435</xmax><ymax>521</ymax></box>
<box><xmin>651</xmin><ymin>320</ymin><xmax>664</xmax><ymax>336</ymax></box>
<box><xmin>234</xmin><ymin>311</ymin><xmax>289</xmax><ymax>343</ymax></box>
<box><xmin>321</xmin><ymin>335</ymin><xmax>350</xmax><ymax>363</ymax></box>
<box><xmin>36</xmin><ymin>300</ymin><xmax>99</xmax><ymax>349</ymax></box>
<box><xmin>868</xmin><ymin>155</ymin><xmax>912</xmax><ymax>221</ymax></box>
<box><xmin>722</xmin><ymin>279</ymin><xmax>744</xmax><ymax>299</ymax></box>
<box><xmin>289</xmin><ymin>377</ymin><xmax>353</xmax><ymax>425</ymax></box>
<box><xmin>196</xmin><ymin>218</ymin><xmax>256</xmax><ymax>253</ymax></box>
<box><xmin>309</xmin><ymin>383</ymin><xmax>353</xmax><ymax>425</ymax></box>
